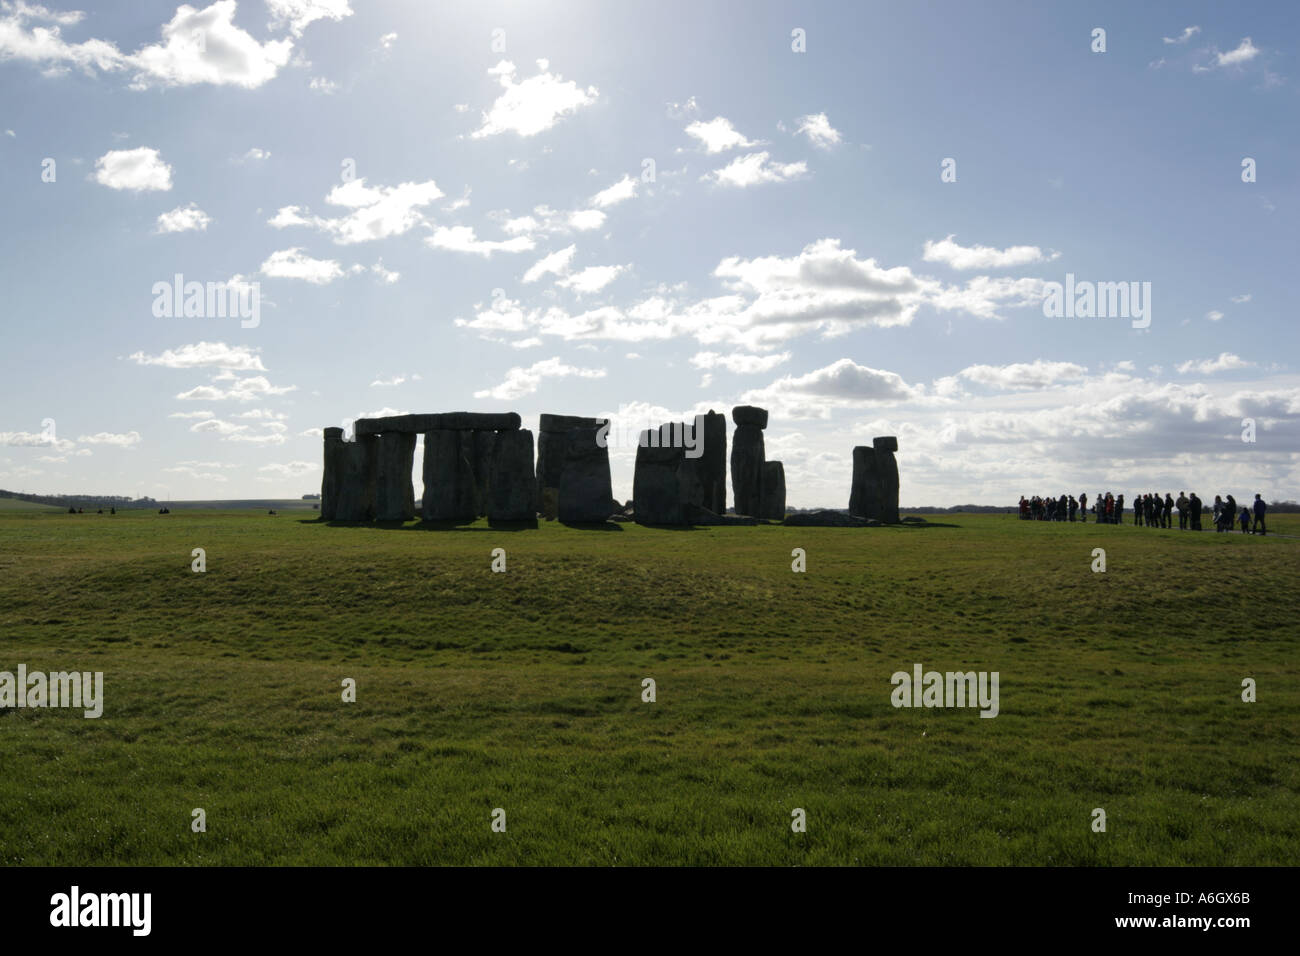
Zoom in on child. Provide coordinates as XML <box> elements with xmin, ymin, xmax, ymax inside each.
<box><xmin>1239</xmin><ymin>507</ymin><xmax>1251</xmax><ymax>533</ymax></box>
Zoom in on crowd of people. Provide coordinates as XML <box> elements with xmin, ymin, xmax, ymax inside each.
<box><xmin>1018</xmin><ymin>492</ymin><xmax>1268</xmax><ymax>534</ymax></box>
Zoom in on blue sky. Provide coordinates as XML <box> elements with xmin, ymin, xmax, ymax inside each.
<box><xmin>1</xmin><ymin>0</ymin><xmax>1296</xmax><ymax>506</ymax></box>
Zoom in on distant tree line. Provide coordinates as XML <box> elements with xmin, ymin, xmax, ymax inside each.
<box><xmin>0</xmin><ymin>489</ymin><xmax>155</xmax><ymax>508</ymax></box>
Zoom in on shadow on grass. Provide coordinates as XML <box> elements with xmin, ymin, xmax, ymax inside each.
<box><xmin>558</xmin><ymin>520</ymin><xmax>624</xmax><ymax>531</ymax></box>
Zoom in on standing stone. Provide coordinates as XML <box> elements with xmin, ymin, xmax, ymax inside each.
<box><xmin>701</xmin><ymin>410</ymin><xmax>727</xmax><ymax>515</ymax></box>
<box><xmin>334</xmin><ymin>435</ymin><xmax>377</xmax><ymax>521</ymax></box>
<box><xmin>422</xmin><ymin>429</ymin><xmax>476</xmax><ymax>521</ymax></box>
<box><xmin>849</xmin><ymin>446</ymin><xmax>882</xmax><ymax>520</ymax></box>
<box><xmin>874</xmin><ymin>436</ymin><xmax>899</xmax><ymax>524</ymax></box>
<box><xmin>537</xmin><ymin>415</ymin><xmax>607</xmax><ymax>518</ymax></box>
<box><xmin>486</xmin><ymin>429</ymin><xmax>536</xmax><ymax>521</ymax></box>
<box><xmin>558</xmin><ymin>427</ymin><xmax>613</xmax><ymax>523</ymax></box>
<box><xmin>730</xmin><ymin>406</ymin><xmax>768</xmax><ymax>516</ymax></box>
<box><xmin>470</xmin><ymin>430</ymin><xmax>497</xmax><ymax>517</ymax></box>
<box><xmin>320</xmin><ymin>427</ymin><xmax>345</xmax><ymax>520</ymax></box>
<box><xmin>374</xmin><ymin>432</ymin><xmax>417</xmax><ymax>521</ymax></box>
<box><xmin>634</xmin><ymin>427</ymin><xmax>685</xmax><ymax>525</ymax></box>
<box><xmin>759</xmin><ymin>461</ymin><xmax>786</xmax><ymax>520</ymax></box>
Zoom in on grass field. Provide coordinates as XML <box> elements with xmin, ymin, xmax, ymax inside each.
<box><xmin>1</xmin><ymin>509</ymin><xmax>1297</xmax><ymax>865</ymax></box>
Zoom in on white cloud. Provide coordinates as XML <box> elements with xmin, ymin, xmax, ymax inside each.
<box><xmin>523</xmin><ymin>244</ymin><xmax>576</xmax><ymax>283</ymax></box>
<box><xmin>555</xmin><ymin>264</ymin><xmax>627</xmax><ymax>294</ymax></box>
<box><xmin>922</xmin><ymin>235</ymin><xmax>1056</xmax><ymax>270</ymax></box>
<box><xmin>1230</xmin><ymin>293</ymin><xmax>1252</xmax><ymax>304</ymax></box>
<box><xmin>689</xmin><ymin>351</ymin><xmax>791</xmax><ymax>375</ymax></box>
<box><xmin>741</xmin><ymin>359</ymin><xmax>924</xmax><ymax>419</ymax></box>
<box><xmin>129</xmin><ymin>342</ymin><xmax>266</xmax><ymax>371</ymax></box>
<box><xmin>238</xmin><ymin>147</ymin><xmax>270</xmax><ymax>163</ymax></box>
<box><xmin>1176</xmin><ymin>353</ymin><xmax>1252</xmax><ymax>375</ymax></box>
<box><xmin>127</xmin><ymin>1</ymin><xmax>294</xmax><ymax>89</ymax></box>
<box><xmin>568</xmin><ymin>208</ymin><xmax>605</xmax><ymax>231</ymax></box>
<box><xmin>177</xmin><ymin>374</ymin><xmax>296</xmax><ymax>402</ymax></box>
<box><xmin>589</xmin><ymin>174</ymin><xmax>637</xmax><ymax>208</ymax></box>
<box><xmin>471</xmin><ymin>59</ymin><xmax>598</xmax><ymax>138</ymax></box>
<box><xmin>270</xmin><ymin>178</ymin><xmax>444</xmax><ymax>245</ymax></box>
<box><xmin>266</xmin><ymin>0</ymin><xmax>352</xmax><ymax>38</ymax></box>
<box><xmin>258</xmin><ymin>460</ymin><xmax>318</xmax><ymax>477</ymax></box>
<box><xmin>1206</xmin><ymin>310</ymin><xmax>1225</xmax><ymax>322</ymax></box>
<box><xmin>958</xmin><ymin>360</ymin><xmax>1088</xmax><ymax>390</ymax></box>
<box><xmin>378</xmin><ymin>31</ymin><xmax>397</xmax><ymax>50</ymax></box>
<box><xmin>703</xmin><ymin>151</ymin><xmax>807</xmax><ymax>188</ymax></box>
<box><xmin>426</xmin><ymin>226</ymin><xmax>534</xmax><ymax>256</ymax></box>
<box><xmin>795</xmin><ymin>112</ymin><xmax>841</xmax><ymax>149</ymax></box>
<box><xmin>456</xmin><ymin>238</ymin><xmax>1047</xmax><ymax>351</ymax></box>
<box><xmin>77</xmin><ymin>430</ymin><xmax>142</xmax><ymax>447</ymax></box>
<box><xmin>260</xmin><ymin>247</ymin><xmax>345</xmax><ymax>283</ymax></box>
<box><xmin>93</xmin><ymin>147</ymin><xmax>172</xmax><ymax>192</ymax></box>
<box><xmin>474</xmin><ymin>356</ymin><xmax>606</xmax><ymax>400</ymax></box>
<box><xmin>155</xmin><ymin>202</ymin><xmax>211</xmax><ymax>233</ymax></box>
<box><xmin>370</xmin><ymin>260</ymin><xmax>399</xmax><ymax>283</ymax></box>
<box><xmin>308</xmin><ymin>76</ymin><xmax>338</xmax><ymax>94</ymax></box>
<box><xmin>1163</xmin><ymin>26</ymin><xmax>1200</xmax><ymax>45</ymax></box>
<box><xmin>1216</xmin><ymin>38</ymin><xmax>1259</xmax><ymax>68</ymax></box>
<box><xmin>684</xmin><ymin>116</ymin><xmax>758</xmax><ymax>154</ymax></box>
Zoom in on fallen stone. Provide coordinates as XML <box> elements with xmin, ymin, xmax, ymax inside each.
<box><xmin>783</xmin><ymin>510</ymin><xmax>870</xmax><ymax>527</ymax></box>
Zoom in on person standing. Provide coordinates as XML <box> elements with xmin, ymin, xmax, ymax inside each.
<box><xmin>1134</xmin><ymin>493</ymin><xmax>1143</xmax><ymax>526</ymax></box>
<box><xmin>1080</xmin><ymin>492</ymin><xmax>1088</xmax><ymax>523</ymax></box>
<box><xmin>1253</xmin><ymin>494</ymin><xmax>1267</xmax><ymax>535</ymax></box>
<box><xmin>1239</xmin><ymin>505</ymin><xmax>1251</xmax><ymax>533</ymax></box>
<box><xmin>1115</xmin><ymin>494</ymin><xmax>1124</xmax><ymax>526</ymax></box>
<box><xmin>1225</xmin><ymin>494</ymin><xmax>1238</xmax><ymax>533</ymax></box>
<box><xmin>1177</xmin><ymin>491</ymin><xmax>1189</xmax><ymax>530</ymax></box>
<box><xmin>1190</xmin><ymin>492</ymin><xmax>1202</xmax><ymax>531</ymax></box>
<box><xmin>1212</xmin><ymin>495</ymin><xmax>1224</xmax><ymax>532</ymax></box>
<box><xmin>1069</xmin><ymin>495</ymin><xmax>1078</xmax><ymax>521</ymax></box>
<box><xmin>1163</xmin><ymin>493</ymin><xmax>1174</xmax><ymax>529</ymax></box>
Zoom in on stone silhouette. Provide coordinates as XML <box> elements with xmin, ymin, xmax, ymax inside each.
<box><xmin>558</xmin><ymin>426</ymin><xmax>613</xmax><ymax>523</ymax></box>
<box><xmin>700</xmin><ymin>410</ymin><xmax>727</xmax><ymax>515</ymax></box>
<box><xmin>486</xmin><ymin>429</ymin><xmax>536</xmax><ymax>521</ymax></box>
<box><xmin>849</xmin><ymin>436</ymin><xmax>900</xmax><ymax>523</ymax></box>
<box><xmin>759</xmin><ymin>461</ymin><xmax>786</xmax><ymax>520</ymax></box>
<box><xmin>374</xmin><ymin>432</ymin><xmax>417</xmax><ymax>521</ymax></box>
<box><xmin>730</xmin><ymin>405</ymin><xmax>767</xmax><ymax>516</ymax></box>
<box><xmin>537</xmin><ymin>415</ymin><xmax>610</xmax><ymax>521</ymax></box>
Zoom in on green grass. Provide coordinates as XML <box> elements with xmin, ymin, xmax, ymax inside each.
<box><xmin>1</xmin><ymin>509</ymin><xmax>1297</xmax><ymax>865</ymax></box>
<box><xmin>0</xmin><ymin>496</ymin><xmax>63</xmax><ymax>512</ymax></box>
